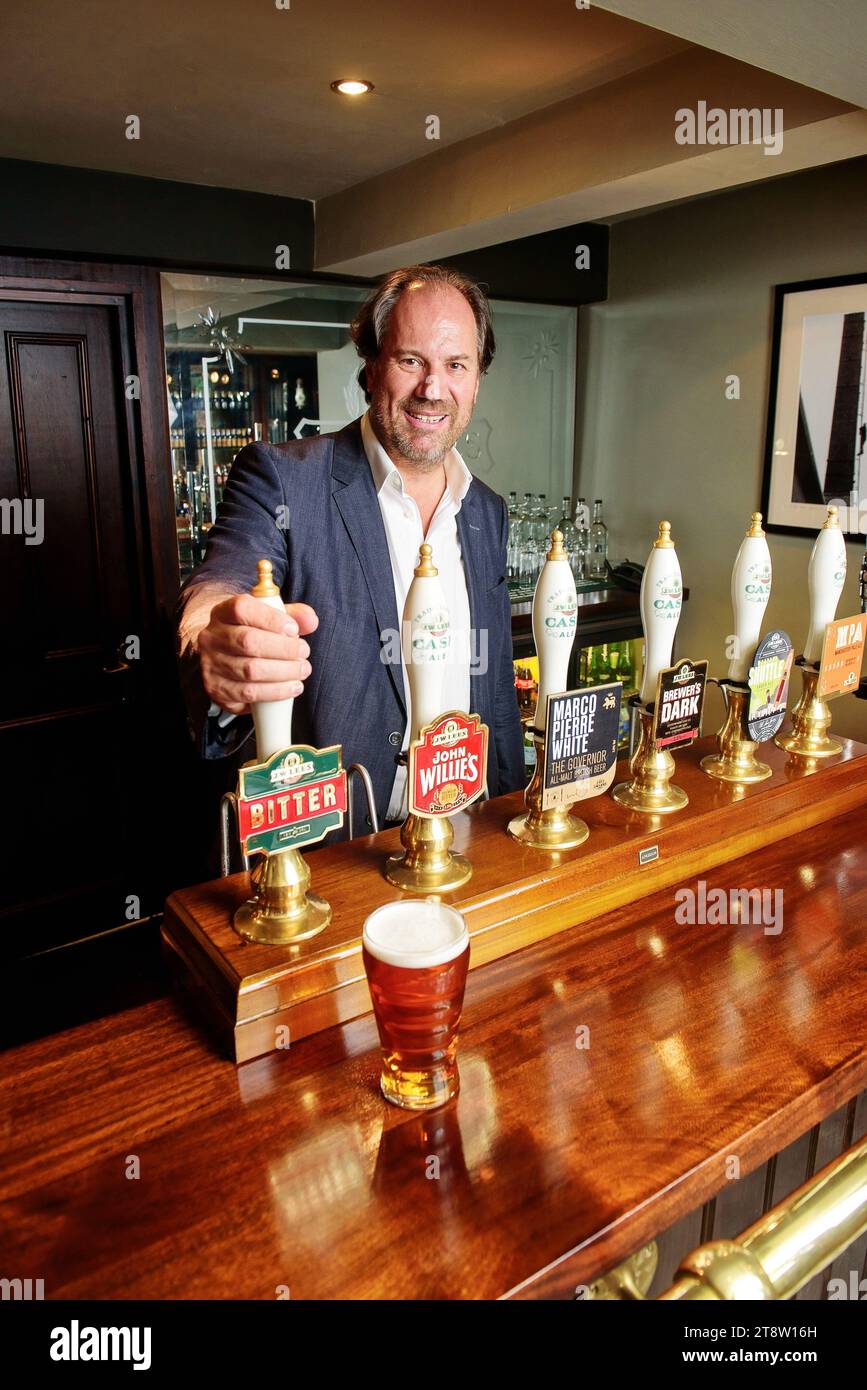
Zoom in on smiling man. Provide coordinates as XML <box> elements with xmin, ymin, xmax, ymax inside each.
<box><xmin>177</xmin><ymin>264</ymin><xmax>524</xmax><ymax>834</ymax></box>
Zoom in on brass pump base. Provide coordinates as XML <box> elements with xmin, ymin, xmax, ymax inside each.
<box><xmin>775</xmin><ymin>662</ymin><xmax>842</xmax><ymax>759</ymax></box>
<box><xmin>507</xmin><ymin>734</ymin><xmax>589</xmax><ymax>849</ymax></box>
<box><xmin>234</xmin><ymin>847</ymin><xmax>332</xmax><ymax>945</ymax></box>
<box><xmin>385</xmin><ymin>812</ymin><xmax>472</xmax><ymax>892</ymax></box>
<box><xmin>612</xmin><ymin>704</ymin><xmax>688</xmax><ymax>814</ymax></box>
<box><xmin>701</xmin><ymin>682</ymin><xmax>772</xmax><ymax>784</ymax></box>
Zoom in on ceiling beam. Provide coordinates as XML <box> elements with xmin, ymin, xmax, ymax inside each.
<box><xmin>316</xmin><ymin>49</ymin><xmax>861</xmax><ymax>275</ymax></box>
<box><xmin>592</xmin><ymin>0</ymin><xmax>867</xmax><ymax>108</ymax></box>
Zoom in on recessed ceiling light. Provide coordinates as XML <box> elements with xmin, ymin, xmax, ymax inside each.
<box><xmin>331</xmin><ymin>79</ymin><xmax>374</xmax><ymax>96</ymax></box>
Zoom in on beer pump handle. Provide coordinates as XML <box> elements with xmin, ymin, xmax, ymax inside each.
<box><xmin>250</xmin><ymin>559</ymin><xmax>294</xmax><ymax>761</ymax></box>
<box><xmin>638</xmin><ymin>521</ymin><xmax>683</xmax><ymax>706</ymax></box>
<box><xmin>804</xmin><ymin>506</ymin><xmax>847</xmax><ymax>665</ymax></box>
<box><xmin>403</xmin><ymin>543</ymin><xmax>450</xmax><ymax>743</ymax></box>
<box><xmin>727</xmin><ymin>512</ymin><xmax>772</xmax><ymax>683</ymax></box>
<box><xmin>532</xmin><ymin>530</ymin><xmax>578</xmax><ymax>732</ymax></box>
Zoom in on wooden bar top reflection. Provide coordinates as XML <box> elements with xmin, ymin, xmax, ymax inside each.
<box><xmin>2</xmin><ymin>807</ymin><xmax>867</xmax><ymax>1298</ymax></box>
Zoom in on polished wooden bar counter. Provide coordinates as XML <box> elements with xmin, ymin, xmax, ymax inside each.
<box><xmin>163</xmin><ymin>735</ymin><xmax>867</xmax><ymax>1061</ymax></box>
<box><xmin>2</xmin><ymin>768</ymin><xmax>867</xmax><ymax>1298</ymax></box>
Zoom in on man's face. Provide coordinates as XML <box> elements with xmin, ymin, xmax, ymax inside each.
<box><xmin>366</xmin><ymin>283</ymin><xmax>481</xmax><ymax>470</ymax></box>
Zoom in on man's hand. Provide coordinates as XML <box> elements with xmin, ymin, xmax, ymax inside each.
<box><xmin>197</xmin><ymin>595</ymin><xmax>319</xmax><ymax>715</ymax></box>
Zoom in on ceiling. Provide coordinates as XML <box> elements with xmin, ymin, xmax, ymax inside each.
<box><xmin>1</xmin><ymin>0</ymin><xmax>865</xmax><ymax>272</ymax></box>
<box><xmin>0</xmin><ymin>0</ymin><xmax>686</xmax><ymax>199</ymax></box>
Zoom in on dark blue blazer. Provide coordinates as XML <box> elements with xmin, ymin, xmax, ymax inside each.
<box><xmin>178</xmin><ymin>417</ymin><xmax>525</xmax><ymax>835</ymax></box>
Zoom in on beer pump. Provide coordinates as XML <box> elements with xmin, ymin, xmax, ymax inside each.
<box><xmin>701</xmin><ymin>513</ymin><xmax>774</xmax><ymax>783</ymax></box>
<box><xmin>612</xmin><ymin>521</ymin><xmax>688</xmax><ymax>813</ymax></box>
<box><xmin>249</xmin><ymin>560</ymin><xmax>295</xmax><ymax>762</ymax></box>
<box><xmin>233</xmin><ymin>560</ymin><xmax>334</xmax><ymax>943</ymax></box>
<box><xmin>385</xmin><ymin>544</ymin><xmax>479</xmax><ymax>891</ymax></box>
<box><xmin>776</xmin><ymin>506</ymin><xmax>847</xmax><ymax>758</ymax></box>
<box><xmin>507</xmin><ymin>530</ymin><xmax>589</xmax><ymax>848</ymax></box>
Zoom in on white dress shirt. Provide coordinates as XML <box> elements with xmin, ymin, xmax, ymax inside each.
<box><xmin>360</xmin><ymin>410</ymin><xmax>472</xmax><ymax>821</ymax></box>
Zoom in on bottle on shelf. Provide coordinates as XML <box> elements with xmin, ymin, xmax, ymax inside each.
<box><xmin>588</xmin><ymin>499</ymin><xmax>608</xmax><ymax>580</ymax></box>
<box><xmin>573</xmin><ymin>497</ymin><xmax>590</xmax><ymax>581</ymax></box>
<box><xmin>616</xmin><ymin>640</ymin><xmax>635</xmax><ymax>689</ymax></box>
<box><xmin>556</xmin><ymin>496</ymin><xmax>579</xmax><ymax>562</ymax></box>
<box><xmin>514</xmin><ymin>664</ymin><xmax>536</xmax><ymax>717</ymax></box>
<box><xmin>614</xmin><ymin>645</ymin><xmax>633</xmax><ymax>750</ymax></box>
<box><xmin>174</xmin><ymin>472</ymin><xmax>190</xmax><ymax>518</ymax></box>
<box><xmin>533</xmin><ymin>494</ymin><xmax>551</xmax><ymax>580</ymax></box>
<box><xmin>507</xmin><ymin>492</ymin><xmax>521</xmax><ymax>581</ymax></box>
<box><xmin>519</xmin><ymin>495</ymin><xmax>541</xmax><ymax>586</ymax></box>
<box><xmin>514</xmin><ymin>664</ymin><xmax>539</xmax><ymax>779</ymax></box>
<box><xmin>590</xmin><ymin>643</ymin><xmax>613</xmax><ymax>684</ymax></box>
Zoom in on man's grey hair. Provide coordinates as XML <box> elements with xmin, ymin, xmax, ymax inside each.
<box><xmin>349</xmin><ymin>263</ymin><xmax>495</xmax><ymax>402</ymax></box>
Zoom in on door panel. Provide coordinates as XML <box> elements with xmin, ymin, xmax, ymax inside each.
<box><xmin>12</xmin><ymin>332</ymin><xmax>105</xmax><ymax>662</ymax></box>
<box><xmin>0</xmin><ymin>295</ymin><xmax>149</xmax><ymax>950</ymax></box>
<box><xmin>1</xmin><ymin>302</ymin><xmax>139</xmax><ymax>716</ymax></box>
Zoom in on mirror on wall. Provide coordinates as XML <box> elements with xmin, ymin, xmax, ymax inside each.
<box><xmin>161</xmin><ymin>270</ymin><xmax>577</xmax><ymax>576</ymax></box>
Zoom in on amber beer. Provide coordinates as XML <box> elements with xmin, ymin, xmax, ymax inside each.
<box><xmin>362</xmin><ymin>900</ymin><xmax>470</xmax><ymax>1110</ymax></box>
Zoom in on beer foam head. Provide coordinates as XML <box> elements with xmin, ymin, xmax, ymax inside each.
<box><xmin>362</xmin><ymin>899</ymin><xmax>469</xmax><ymax>969</ymax></box>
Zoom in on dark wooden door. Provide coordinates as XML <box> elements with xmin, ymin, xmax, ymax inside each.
<box><xmin>0</xmin><ymin>289</ymin><xmax>165</xmax><ymax>954</ymax></box>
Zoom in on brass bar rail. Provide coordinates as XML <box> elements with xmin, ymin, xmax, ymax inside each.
<box><xmin>659</xmin><ymin>1134</ymin><xmax>867</xmax><ymax>1300</ymax></box>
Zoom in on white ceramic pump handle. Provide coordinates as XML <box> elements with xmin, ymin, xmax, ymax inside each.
<box><xmin>639</xmin><ymin>521</ymin><xmax>683</xmax><ymax>706</ymax></box>
<box><xmin>249</xmin><ymin>558</ymin><xmax>294</xmax><ymax>761</ymax></box>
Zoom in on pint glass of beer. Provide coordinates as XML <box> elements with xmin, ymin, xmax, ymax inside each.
<box><xmin>362</xmin><ymin>899</ymin><xmax>470</xmax><ymax>1110</ymax></box>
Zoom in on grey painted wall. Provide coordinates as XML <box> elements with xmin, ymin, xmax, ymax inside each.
<box><xmin>576</xmin><ymin>155</ymin><xmax>867</xmax><ymax>740</ymax></box>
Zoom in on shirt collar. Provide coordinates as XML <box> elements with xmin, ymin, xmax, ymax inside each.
<box><xmin>360</xmin><ymin>409</ymin><xmax>472</xmax><ymax>506</ymax></box>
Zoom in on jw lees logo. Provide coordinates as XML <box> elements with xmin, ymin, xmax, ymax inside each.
<box><xmin>431</xmin><ymin>717</ymin><xmax>466</xmax><ymax>748</ymax></box>
<box><xmin>269</xmin><ymin>749</ymin><xmax>314</xmax><ymax>785</ymax></box>
<box><xmin>673</xmin><ymin>664</ymin><xmax>696</xmax><ymax>684</ymax></box>
<box><xmin>745</xmin><ymin>561</ymin><xmax>771</xmax><ymax>601</ymax></box>
<box><xmin>544</xmin><ymin>588</ymin><xmax>577</xmax><ymax>637</ymax></box>
<box><xmin>653</xmin><ymin>576</ymin><xmax>682</xmax><ymax>617</ymax></box>
<box><xmin>411</xmin><ymin>605</ymin><xmax>450</xmax><ymax>662</ymax></box>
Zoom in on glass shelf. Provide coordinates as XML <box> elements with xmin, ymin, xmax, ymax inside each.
<box><xmin>508</xmin><ymin>576</ymin><xmax>615</xmax><ymax>604</ymax></box>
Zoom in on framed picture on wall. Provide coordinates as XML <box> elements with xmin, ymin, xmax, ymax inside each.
<box><xmin>761</xmin><ymin>272</ymin><xmax>867</xmax><ymax>540</ymax></box>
